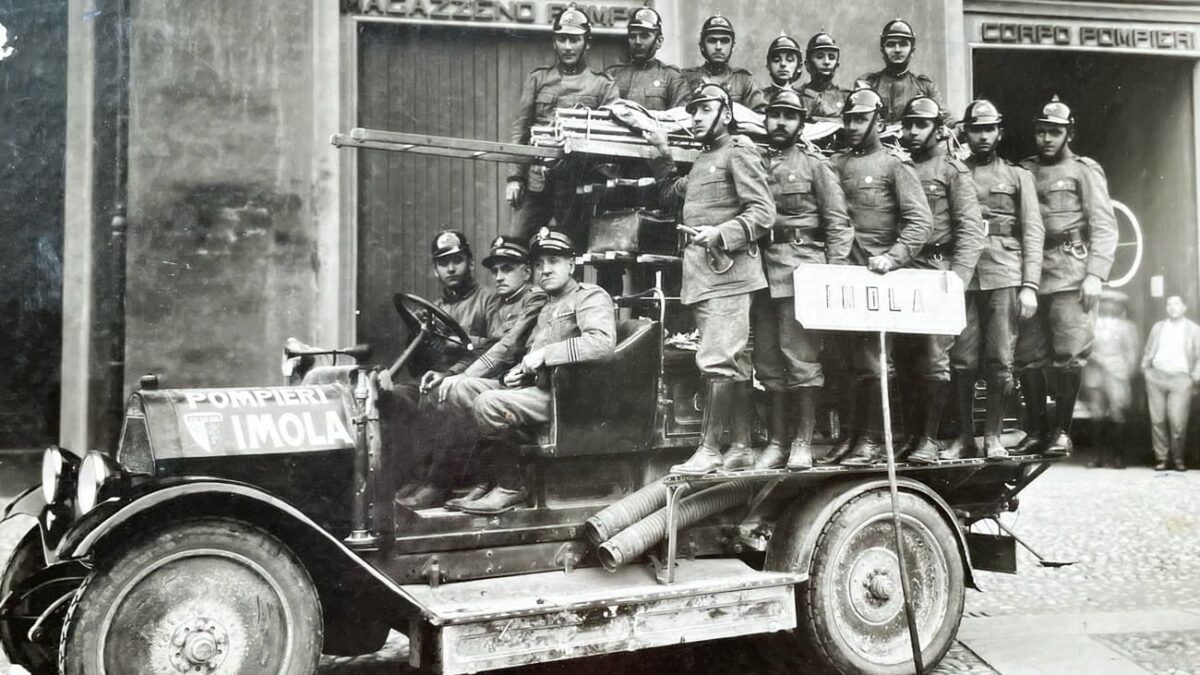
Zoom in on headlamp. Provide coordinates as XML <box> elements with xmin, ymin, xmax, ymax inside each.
<box><xmin>41</xmin><ymin>446</ymin><xmax>79</xmax><ymax>505</ymax></box>
<box><xmin>76</xmin><ymin>451</ymin><xmax>126</xmax><ymax>515</ymax></box>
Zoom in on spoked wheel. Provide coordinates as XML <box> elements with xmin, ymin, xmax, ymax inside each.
<box><xmin>59</xmin><ymin>519</ymin><xmax>322</xmax><ymax>675</ymax></box>
<box><xmin>766</xmin><ymin>490</ymin><xmax>965</xmax><ymax>675</ymax></box>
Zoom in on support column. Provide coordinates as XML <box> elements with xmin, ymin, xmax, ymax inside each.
<box><xmin>943</xmin><ymin>0</ymin><xmax>969</xmax><ymax>115</ymax></box>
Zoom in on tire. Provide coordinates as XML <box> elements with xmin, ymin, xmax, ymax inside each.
<box><xmin>766</xmin><ymin>489</ymin><xmax>965</xmax><ymax>675</ymax></box>
<box><xmin>59</xmin><ymin>518</ymin><xmax>323</xmax><ymax>675</ymax></box>
<box><xmin>1</xmin><ymin>525</ymin><xmax>58</xmax><ymax>674</ymax></box>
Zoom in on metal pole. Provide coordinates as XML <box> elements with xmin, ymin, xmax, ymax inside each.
<box><xmin>878</xmin><ymin>331</ymin><xmax>924</xmax><ymax>674</ymax></box>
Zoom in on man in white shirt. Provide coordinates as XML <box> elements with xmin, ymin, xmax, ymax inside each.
<box><xmin>1141</xmin><ymin>295</ymin><xmax>1200</xmax><ymax>470</ymax></box>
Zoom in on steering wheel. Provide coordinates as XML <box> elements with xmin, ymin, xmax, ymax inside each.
<box><xmin>389</xmin><ymin>293</ymin><xmax>473</xmax><ymax>378</ymax></box>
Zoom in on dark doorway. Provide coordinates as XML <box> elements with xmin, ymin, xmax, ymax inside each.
<box><xmin>0</xmin><ymin>1</ymin><xmax>68</xmax><ymax>448</ymax></box>
<box><xmin>355</xmin><ymin>24</ymin><xmax>626</xmax><ymax>360</ymax></box>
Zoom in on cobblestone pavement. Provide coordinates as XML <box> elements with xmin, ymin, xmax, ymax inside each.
<box><xmin>2</xmin><ymin>462</ymin><xmax>1196</xmax><ymax>674</ymax></box>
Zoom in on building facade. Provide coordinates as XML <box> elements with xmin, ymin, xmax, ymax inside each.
<box><xmin>58</xmin><ymin>0</ymin><xmax>1200</xmax><ymax>453</ymax></box>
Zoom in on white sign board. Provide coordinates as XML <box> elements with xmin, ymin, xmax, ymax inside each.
<box><xmin>793</xmin><ymin>264</ymin><xmax>966</xmax><ymax>335</ymax></box>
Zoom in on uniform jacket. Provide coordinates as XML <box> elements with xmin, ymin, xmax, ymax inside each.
<box><xmin>966</xmin><ymin>154</ymin><xmax>1045</xmax><ymax>291</ymax></box>
<box><xmin>508</xmin><ymin>63</ymin><xmax>619</xmax><ymax>182</ymax></box>
<box><xmin>830</xmin><ymin>141</ymin><xmax>933</xmax><ymax>266</ymax></box>
<box><xmin>681</xmin><ymin>63</ymin><xmax>763</xmax><ymax>109</ymax></box>
<box><xmin>911</xmin><ymin>144</ymin><xmax>986</xmax><ymax>284</ymax></box>
<box><xmin>761</xmin><ymin>142</ymin><xmax>853</xmax><ymax>297</ymax></box>
<box><xmin>525</xmin><ymin>280</ymin><xmax>616</xmax><ymax>368</ymax></box>
<box><xmin>653</xmin><ymin>132</ymin><xmax>775</xmax><ymax>304</ymax></box>
<box><xmin>859</xmin><ymin>69</ymin><xmax>946</xmax><ymax>124</ymax></box>
<box><xmin>433</xmin><ymin>281</ymin><xmax>500</xmax><ymax>371</ymax></box>
<box><xmin>799</xmin><ymin>80</ymin><xmax>849</xmax><ymax>120</ymax></box>
<box><xmin>1019</xmin><ymin>150</ymin><xmax>1118</xmax><ymax>295</ymax></box>
<box><xmin>454</xmin><ymin>284</ymin><xmax>548</xmax><ymax>377</ymax></box>
<box><xmin>1141</xmin><ymin>318</ymin><xmax>1200</xmax><ymax>379</ymax></box>
<box><xmin>754</xmin><ymin>81</ymin><xmax>803</xmax><ymax>112</ymax></box>
<box><xmin>605</xmin><ymin>59</ymin><xmax>689</xmax><ymax>110</ymax></box>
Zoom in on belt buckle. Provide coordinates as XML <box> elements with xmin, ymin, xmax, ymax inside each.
<box><xmin>982</xmin><ymin>219</ymin><xmax>990</xmax><ymax>236</ymax></box>
<box><xmin>1061</xmin><ymin>240</ymin><xmax>1088</xmax><ymax>260</ymax></box>
<box><xmin>932</xmin><ymin>250</ymin><xmax>944</xmax><ymax>262</ymax></box>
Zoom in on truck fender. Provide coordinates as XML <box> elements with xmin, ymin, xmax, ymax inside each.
<box><xmin>2</xmin><ymin>485</ymin><xmax>45</xmax><ymax>522</ymax></box>
<box><xmin>769</xmin><ymin>476</ymin><xmax>977</xmax><ymax>590</ymax></box>
<box><xmin>56</xmin><ymin>481</ymin><xmax>423</xmax><ymax>616</ymax></box>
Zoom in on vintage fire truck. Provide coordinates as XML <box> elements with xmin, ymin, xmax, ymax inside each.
<box><xmin>0</xmin><ymin>124</ymin><xmax>1073</xmax><ymax>675</ymax></box>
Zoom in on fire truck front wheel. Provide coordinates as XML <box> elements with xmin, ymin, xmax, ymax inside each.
<box><xmin>772</xmin><ymin>489</ymin><xmax>966</xmax><ymax>674</ymax></box>
<box><xmin>58</xmin><ymin>518</ymin><xmax>323</xmax><ymax>675</ymax></box>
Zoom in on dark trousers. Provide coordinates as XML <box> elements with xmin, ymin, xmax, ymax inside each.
<box><xmin>1146</xmin><ymin>367</ymin><xmax>1193</xmax><ymax>466</ymax></box>
<box><xmin>951</xmin><ymin>287</ymin><xmax>1019</xmax><ymax>382</ymax></box>
<box><xmin>1015</xmin><ymin>290</ymin><xmax>1093</xmax><ymax>372</ymax></box>
<box><xmin>752</xmin><ymin>293</ymin><xmax>823</xmax><ymax>390</ymax></box>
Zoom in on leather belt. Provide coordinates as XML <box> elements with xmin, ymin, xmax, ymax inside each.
<box><xmin>1044</xmin><ymin>227</ymin><xmax>1089</xmax><ymax>260</ymax></box>
<box><xmin>920</xmin><ymin>241</ymin><xmax>953</xmax><ymax>260</ymax></box>
<box><xmin>769</xmin><ymin>227</ymin><xmax>825</xmax><ymax>247</ymax></box>
<box><xmin>982</xmin><ymin>218</ymin><xmax>1015</xmax><ymax>237</ymax></box>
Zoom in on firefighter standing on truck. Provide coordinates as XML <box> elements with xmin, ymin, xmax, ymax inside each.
<box><xmin>682</xmin><ymin>16</ymin><xmax>763</xmax><ymax>109</ymax></box>
<box><xmin>643</xmin><ymin>83</ymin><xmax>775</xmax><ymax>475</ymax></box>
<box><xmin>799</xmin><ymin>32</ymin><xmax>849</xmax><ymax>121</ymax></box>
<box><xmin>605</xmin><ymin>7</ymin><xmax>688</xmax><ymax>110</ymax></box>
<box><xmin>944</xmin><ymin>99</ymin><xmax>1044</xmax><ymax>460</ymax></box>
<box><xmin>821</xmin><ymin>87</ymin><xmax>934</xmax><ymax>467</ymax></box>
<box><xmin>507</xmin><ymin>5</ymin><xmax>619</xmax><ymax>242</ymax></box>
<box><xmin>1014</xmin><ymin>96</ymin><xmax>1118</xmax><ymax>457</ymax></box>
<box><xmin>755</xmin><ymin>34</ymin><xmax>805</xmax><ymax>111</ymax></box>
<box><xmin>859</xmin><ymin>19</ymin><xmax>948</xmax><ymax>125</ymax></box>
<box><xmin>897</xmin><ymin>96</ymin><xmax>985</xmax><ymax>464</ymax></box>
<box><xmin>752</xmin><ymin>89</ymin><xmax>853</xmax><ymax>471</ymax></box>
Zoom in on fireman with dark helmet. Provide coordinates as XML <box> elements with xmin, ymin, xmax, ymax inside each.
<box><xmin>896</xmin><ymin>96</ymin><xmax>986</xmax><ymax>463</ymax></box>
<box><xmin>682</xmin><ymin>15</ymin><xmax>763</xmax><ymax>109</ymax></box>
<box><xmin>944</xmin><ymin>99</ymin><xmax>1045</xmax><ymax>460</ymax></box>
<box><xmin>605</xmin><ymin>7</ymin><xmax>689</xmax><ymax>110</ymax></box>
<box><xmin>859</xmin><ymin>19</ymin><xmax>948</xmax><ymax>125</ymax></box>
<box><xmin>507</xmin><ymin>5</ymin><xmax>619</xmax><ymax>241</ymax></box>
<box><xmin>753</xmin><ymin>89</ymin><xmax>853</xmax><ymax>471</ymax></box>
<box><xmin>755</xmin><ymin>34</ymin><xmax>804</xmax><ymax>111</ymax></box>
<box><xmin>643</xmin><ymin>83</ymin><xmax>775</xmax><ymax>475</ymax></box>
<box><xmin>798</xmin><ymin>32</ymin><xmax>850</xmax><ymax>121</ymax></box>
<box><xmin>1014</xmin><ymin>96</ymin><xmax>1118</xmax><ymax>457</ymax></box>
<box><xmin>821</xmin><ymin>87</ymin><xmax>933</xmax><ymax>467</ymax></box>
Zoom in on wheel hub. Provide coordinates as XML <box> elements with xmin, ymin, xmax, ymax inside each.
<box><xmin>846</xmin><ymin>547</ymin><xmax>903</xmax><ymax>625</ymax></box>
<box><xmin>867</xmin><ymin>570</ymin><xmax>896</xmax><ymax>602</ymax></box>
<box><xmin>169</xmin><ymin>618</ymin><xmax>228</xmax><ymax>673</ymax></box>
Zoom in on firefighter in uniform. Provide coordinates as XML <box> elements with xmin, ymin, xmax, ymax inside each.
<box><xmin>387</xmin><ymin>231</ymin><xmax>500</xmax><ymax>507</ymax></box>
<box><xmin>1014</xmin><ymin>96</ymin><xmax>1118</xmax><ymax>456</ymax></box>
<box><xmin>507</xmin><ymin>6</ymin><xmax>619</xmax><ymax>242</ymax></box>
<box><xmin>897</xmin><ymin>96</ymin><xmax>986</xmax><ymax>463</ymax></box>
<box><xmin>755</xmin><ymin>34</ymin><xmax>804</xmax><ymax>111</ymax></box>
<box><xmin>822</xmin><ymin>87</ymin><xmax>934</xmax><ymax>466</ymax></box>
<box><xmin>446</xmin><ymin>230</ymin><xmax>616</xmax><ymax>514</ymax></box>
<box><xmin>682</xmin><ymin>16</ymin><xmax>763</xmax><ymax>110</ymax></box>
<box><xmin>605</xmin><ymin>7</ymin><xmax>688</xmax><ymax>110</ymax></box>
<box><xmin>644</xmin><ymin>83</ymin><xmax>775</xmax><ymax>475</ymax></box>
<box><xmin>799</xmin><ymin>32</ymin><xmax>849</xmax><ymax>121</ymax></box>
<box><xmin>944</xmin><ymin>100</ymin><xmax>1044</xmax><ymax>460</ymax></box>
<box><xmin>753</xmin><ymin>89</ymin><xmax>853</xmax><ymax>471</ymax></box>
<box><xmin>859</xmin><ymin>19</ymin><xmax>948</xmax><ymax>125</ymax></box>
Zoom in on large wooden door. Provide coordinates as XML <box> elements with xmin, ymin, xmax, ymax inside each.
<box><xmin>356</xmin><ymin>23</ymin><xmax>625</xmax><ymax>356</ymax></box>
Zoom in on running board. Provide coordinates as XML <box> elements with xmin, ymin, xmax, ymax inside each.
<box><xmin>402</xmin><ymin>558</ymin><xmax>804</xmax><ymax>674</ymax></box>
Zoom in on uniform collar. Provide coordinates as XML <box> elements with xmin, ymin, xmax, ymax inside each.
<box><xmin>766</xmin><ymin>140</ymin><xmax>796</xmax><ymax>157</ymax></box>
<box><xmin>441</xmin><ymin>278</ymin><xmax>478</xmax><ymax>304</ymax></box>
<box><xmin>702</xmin><ymin>61</ymin><xmax>730</xmax><ymax>76</ymax></box>
<box><xmin>546</xmin><ymin>278</ymin><xmax>579</xmax><ymax>300</ymax></box>
<box><xmin>911</xmin><ymin>140</ymin><xmax>943</xmax><ymax>163</ymax></box>
<box><xmin>501</xmin><ymin>284</ymin><xmax>529</xmax><ymax>304</ymax></box>
<box><xmin>558</xmin><ymin>60</ymin><xmax>588</xmax><ymax>76</ymax></box>
<box><xmin>629</xmin><ymin>57</ymin><xmax>660</xmax><ymax>70</ymax></box>
<box><xmin>804</xmin><ymin>78</ymin><xmax>836</xmax><ymax>92</ymax></box>
<box><xmin>702</xmin><ymin>131</ymin><xmax>733</xmax><ymax>151</ymax></box>
<box><xmin>851</xmin><ymin>135</ymin><xmax>883</xmax><ymax>156</ymax></box>
<box><xmin>883</xmin><ymin>64</ymin><xmax>910</xmax><ymax>77</ymax></box>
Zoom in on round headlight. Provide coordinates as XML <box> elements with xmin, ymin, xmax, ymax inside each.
<box><xmin>42</xmin><ymin>447</ymin><xmax>63</xmax><ymax>503</ymax></box>
<box><xmin>77</xmin><ymin>452</ymin><xmax>115</xmax><ymax>515</ymax></box>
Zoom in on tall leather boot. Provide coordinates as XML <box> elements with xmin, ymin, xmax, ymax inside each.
<box><xmin>908</xmin><ymin>380</ymin><xmax>950</xmax><ymax>464</ymax></box>
<box><xmin>724</xmin><ymin>381</ymin><xmax>755</xmax><ymax>470</ymax></box>
<box><xmin>1011</xmin><ymin>369</ymin><xmax>1049</xmax><ymax>455</ymax></box>
<box><xmin>1046</xmin><ymin>369</ymin><xmax>1081</xmax><ymax>457</ymax></box>
<box><xmin>982</xmin><ymin>373</ymin><xmax>1012</xmax><ymax>459</ymax></box>
<box><xmin>787</xmin><ymin>388</ymin><xmax>817</xmax><ymax>470</ymax></box>
<box><xmin>820</xmin><ymin>384</ymin><xmax>862</xmax><ymax>465</ymax></box>
<box><xmin>896</xmin><ymin>380</ymin><xmax>924</xmax><ymax>459</ymax></box>
<box><xmin>841</xmin><ymin>380</ymin><xmax>885</xmax><ymax>466</ymax></box>
<box><xmin>755</xmin><ymin>391</ymin><xmax>790</xmax><ymax>470</ymax></box>
<box><xmin>942</xmin><ymin>371</ymin><xmax>980</xmax><ymax>459</ymax></box>
<box><xmin>672</xmin><ymin>377</ymin><xmax>732</xmax><ymax>475</ymax></box>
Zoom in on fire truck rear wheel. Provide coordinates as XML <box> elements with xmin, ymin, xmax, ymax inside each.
<box><xmin>769</xmin><ymin>490</ymin><xmax>965</xmax><ymax>675</ymax></box>
<box><xmin>0</xmin><ymin>525</ymin><xmax>59</xmax><ymax>674</ymax></box>
<box><xmin>58</xmin><ymin>518</ymin><xmax>323</xmax><ymax>675</ymax></box>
